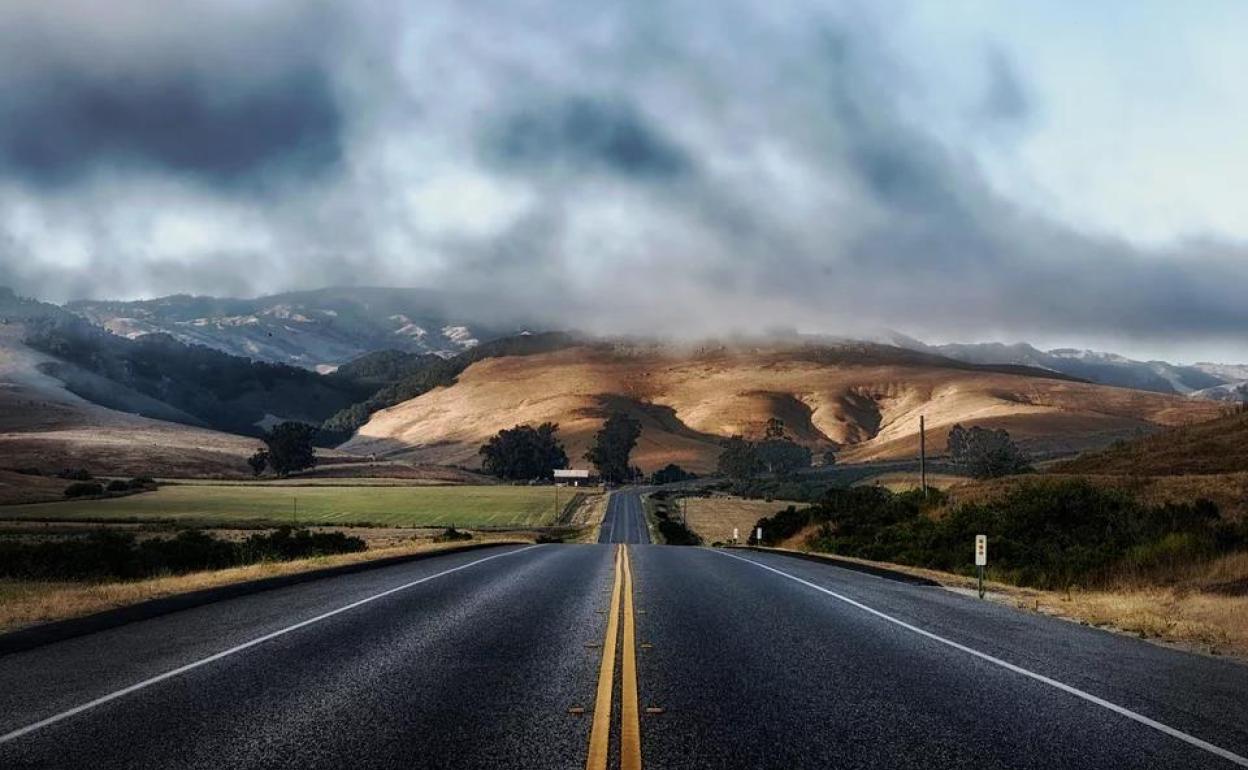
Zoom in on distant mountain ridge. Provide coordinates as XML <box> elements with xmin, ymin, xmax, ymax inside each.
<box><xmin>885</xmin><ymin>334</ymin><xmax>1246</xmax><ymax>400</ymax></box>
<box><xmin>7</xmin><ymin>286</ymin><xmax>1248</xmax><ymax>401</ymax></box>
<box><xmin>68</xmin><ymin>287</ymin><xmax>536</xmax><ymax>370</ymax></box>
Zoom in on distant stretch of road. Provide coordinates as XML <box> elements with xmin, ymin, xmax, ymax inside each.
<box><xmin>2</xmin><ymin>491</ymin><xmax>1246</xmax><ymax>769</ymax></box>
<box><xmin>597</xmin><ymin>489</ymin><xmax>650</xmax><ymax>544</ymax></box>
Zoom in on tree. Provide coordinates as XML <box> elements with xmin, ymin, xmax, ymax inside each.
<box><xmin>478</xmin><ymin>422</ymin><xmax>569</xmax><ymax>480</ymax></box>
<box><xmin>764</xmin><ymin>417</ymin><xmax>786</xmax><ymax>440</ymax></box>
<box><xmin>756</xmin><ymin>438</ymin><xmax>812</xmax><ymax>476</ymax></box>
<box><xmin>822</xmin><ymin>449</ymin><xmax>837</xmax><ymax>467</ymax></box>
<box><xmin>247</xmin><ymin>449</ymin><xmax>269</xmax><ymax>477</ymax></box>
<box><xmin>585</xmin><ymin>412</ymin><xmax>642</xmax><ymax>483</ymax></box>
<box><xmin>651</xmin><ymin>463</ymin><xmax>697</xmax><ymax>485</ymax></box>
<box><xmin>717</xmin><ymin>435</ymin><xmax>763</xmax><ymax>479</ymax></box>
<box><xmin>947</xmin><ymin>423</ymin><xmax>1032</xmax><ymax>479</ymax></box>
<box><xmin>263</xmin><ymin>422</ymin><xmax>319</xmax><ymax>477</ymax></box>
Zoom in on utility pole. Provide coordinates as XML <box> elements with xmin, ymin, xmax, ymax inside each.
<box><xmin>919</xmin><ymin>415</ymin><xmax>928</xmax><ymax>498</ymax></box>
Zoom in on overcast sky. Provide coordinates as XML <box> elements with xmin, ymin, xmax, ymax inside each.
<box><xmin>1</xmin><ymin>0</ymin><xmax>1247</xmax><ymax>362</ymax></box>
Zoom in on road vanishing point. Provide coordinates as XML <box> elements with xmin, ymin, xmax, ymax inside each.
<box><xmin>2</xmin><ymin>491</ymin><xmax>1247</xmax><ymax>769</ymax></box>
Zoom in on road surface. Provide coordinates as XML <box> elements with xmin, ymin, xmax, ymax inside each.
<box><xmin>597</xmin><ymin>489</ymin><xmax>651</xmax><ymax>544</ymax></box>
<box><xmin>2</xmin><ymin>491</ymin><xmax>1246</xmax><ymax>769</ymax></box>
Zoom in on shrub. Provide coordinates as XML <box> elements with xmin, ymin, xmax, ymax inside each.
<box><xmin>105</xmin><ymin>480</ymin><xmax>131</xmax><ymax>493</ymax></box>
<box><xmin>657</xmin><ymin>519</ymin><xmax>701</xmax><ymax>546</ymax></box>
<box><xmin>432</xmin><ymin>527</ymin><xmax>473</xmax><ymax>543</ymax></box>
<box><xmin>64</xmin><ymin>481</ymin><xmax>103</xmax><ymax>498</ymax></box>
<box><xmin>0</xmin><ymin>527</ymin><xmax>368</xmax><ymax>582</ymax></box>
<box><xmin>57</xmin><ymin>468</ymin><xmax>93</xmax><ymax>481</ymax></box>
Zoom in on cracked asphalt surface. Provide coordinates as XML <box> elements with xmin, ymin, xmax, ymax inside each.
<box><xmin>2</xmin><ymin>491</ymin><xmax>1246</xmax><ymax>768</ymax></box>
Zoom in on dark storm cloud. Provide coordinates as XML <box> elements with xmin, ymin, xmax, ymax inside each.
<box><xmin>483</xmin><ymin>96</ymin><xmax>692</xmax><ymax>180</ymax></box>
<box><xmin>0</xmin><ymin>67</ymin><xmax>342</xmax><ymax>189</ymax></box>
<box><xmin>1</xmin><ymin>1</ymin><xmax>1247</xmax><ymax>360</ymax></box>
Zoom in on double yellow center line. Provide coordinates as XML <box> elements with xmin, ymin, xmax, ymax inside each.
<box><xmin>586</xmin><ymin>545</ymin><xmax>642</xmax><ymax>770</ymax></box>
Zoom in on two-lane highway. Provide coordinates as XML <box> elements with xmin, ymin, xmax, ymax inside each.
<box><xmin>598</xmin><ymin>490</ymin><xmax>650</xmax><ymax>544</ymax></box>
<box><xmin>2</xmin><ymin>490</ymin><xmax>1247</xmax><ymax>768</ymax></box>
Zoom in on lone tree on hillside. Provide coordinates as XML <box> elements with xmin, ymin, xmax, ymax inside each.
<box><xmin>764</xmin><ymin>417</ymin><xmax>786</xmax><ymax>440</ymax></box>
<box><xmin>263</xmin><ymin>422</ymin><xmax>319</xmax><ymax>477</ymax></box>
<box><xmin>822</xmin><ymin>449</ymin><xmax>837</xmax><ymax>467</ymax></box>
<box><xmin>585</xmin><ymin>412</ymin><xmax>642</xmax><ymax>483</ymax></box>
<box><xmin>717</xmin><ymin>435</ymin><xmax>763</xmax><ymax>479</ymax></box>
<box><xmin>947</xmin><ymin>423</ymin><xmax>1032</xmax><ymax>479</ymax></box>
<box><xmin>478</xmin><ymin>422</ymin><xmax>569</xmax><ymax>480</ymax></box>
<box><xmin>247</xmin><ymin>449</ymin><xmax>269</xmax><ymax>477</ymax></box>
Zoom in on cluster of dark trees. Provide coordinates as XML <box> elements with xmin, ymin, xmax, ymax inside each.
<box><xmin>946</xmin><ymin>424</ymin><xmax>1032</xmax><ymax>479</ymax></box>
<box><xmin>650</xmin><ymin>463</ymin><xmax>697</xmax><ymax>485</ymax></box>
<box><xmin>474</xmin><ymin>410</ymin><xmax>644</xmax><ymax>483</ymax></box>
<box><xmin>716</xmin><ymin>418</ymin><xmax>814</xmax><ymax>479</ymax></box>
<box><xmin>478</xmin><ymin>422</ymin><xmax>569</xmax><ymax>480</ymax></box>
<box><xmin>247</xmin><ymin>422</ymin><xmax>320</xmax><ymax>477</ymax></box>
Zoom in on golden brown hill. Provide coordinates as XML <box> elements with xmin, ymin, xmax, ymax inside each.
<box><xmin>345</xmin><ymin>343</ymin><xmax>1223</xmax><ymax>473</ymax></box>
<box><xmin>1054</xmin><ymin>408</ymin><xmax>1248</xmax><ymax>476</ymax></box>
<box><xmin>0</xmin><ymin>325</ymin><xmax>258</xmax><ymax>479</ymax></box>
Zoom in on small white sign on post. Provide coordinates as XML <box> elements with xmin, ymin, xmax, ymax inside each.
<box><xmin>756</xmin><ymin>527</ymin><xmax>763</xmax><ymax>543</ymax></box>
<box><xmin>732</xmin><ymin>527</ymin><xmax>739</xmax><ymax>543</ymax></box>
<box><xmin>974</xmin><ymin>534</ymin><xmax>987</xmax><ymax>599</ymax></box>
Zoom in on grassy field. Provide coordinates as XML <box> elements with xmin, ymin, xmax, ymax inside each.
<box><xmin>682</xmin><ymin>496</ymin><xmax>806</xmax><ymax>544</ymax></box>
<box><xmin>0</xmin><ymin>483</ymin><xmax>576</xmax><ymax>528</ymax></box>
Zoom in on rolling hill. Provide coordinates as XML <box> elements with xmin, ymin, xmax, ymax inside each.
<box><xmin>345</xmin><ymin>342</ymin><xmax>1224</xmax><ymax>473</ymax></box>
<box><xmin>1054</xmin><ymin>408</ymin><xmax>1248</xmax><ymax>476</ymax></box>
<box><xmin>0</xmin><ymin>323</ymin><xmax>258</xmax><ymax>479</ymax></box>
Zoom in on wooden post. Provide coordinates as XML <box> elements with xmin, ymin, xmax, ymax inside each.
<box><xmin>920</xmin><ymin>415</ymin><xmax>928</xmax><ymax>498</ymax></box>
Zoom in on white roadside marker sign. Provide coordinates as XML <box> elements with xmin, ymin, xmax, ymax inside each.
<box><xmin>975</xmin><ymin>534</ymin><xmax>987</xmax><ymax>598</ymax></box>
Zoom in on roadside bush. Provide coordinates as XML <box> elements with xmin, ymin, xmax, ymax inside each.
<box><xmin>0</xmin><ymin>527</ymin><xmax>367</xmax><ymax>582</ymax></box>
<box><xmin>657</xmin><ymin>519</ymin><xmax>701</xmax><ymax>546</ymax></box>
<box><xmin>64</xmin><ymin>481</ymin><xmax>104</xmax><ymax>498</ymax></box>
<box><xmin>748</xmin><ymin>505</ymin><xmax>813</xmax><ymax>546</ymax></box>
<box><xmin>105</xmin><ymin>480</ymin><xmax>131</xmax><ymax>493</ymax></box>
<box><xmin>240</xmin><ymin>527</ymin><xmax>367</xmax><ymax>560</ymax></box>
<box><xmin>432</xmin><ymin>527</ymin><xmax>473</xmax><ymax>543</ymax></box>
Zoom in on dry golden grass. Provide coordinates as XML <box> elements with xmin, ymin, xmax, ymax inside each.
<box><xmin>347</xmin><ymin>344</ymin><xmax>1219</xmax><ymax>473</ymax></box>
<box><xmin>851</xmin><ymin>471</ymin><xmax>965</xmax><ymax>492</ymax></box>
<box><xmin>1055</xmin><ymin>410</ymin><xmax>1248</xmax><ymax>476</ymax></box>
<box><xmin>683</xmin><ymin>496</ymin><xmax>805</xmax><ymax>544</ymax></box>
<box><xmin>946</xmin><ymin>472</ymin><xmax>1248</xmax><ymax>521</ymax></box>
<box><xmin>0</xmin><ymin>536</ymin><xmax>530</xmax><ymax>634</ymax></box>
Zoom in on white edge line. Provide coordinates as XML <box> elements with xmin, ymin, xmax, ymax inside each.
<box><xmin>1</xmin><ymin>544</ymin><xmax>542</xmax><ymax>745</ymax></box>
<box><xmin>713</xmin><ymin>549</ymin><xmax>1248</xmax><ymax>768</ymax></box>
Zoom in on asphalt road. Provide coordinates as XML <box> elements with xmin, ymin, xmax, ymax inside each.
<box><xmin>598</xmin><ymin>490</ymin><xmax>651</xmax><ymax>544</ymax></box>
<box><xmin>2</xmin><ymin>491</ymin><xmax>1246</xmax><ymax>769</ymax></box>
